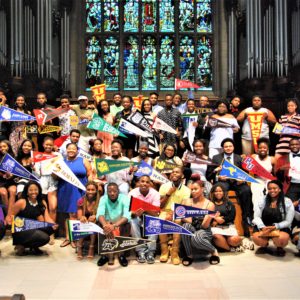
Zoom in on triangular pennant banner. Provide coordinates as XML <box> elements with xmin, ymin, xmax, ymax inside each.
<box><xmin>152</xmin><ymin>117</ymin><xmax>177</xmax><ymax>134</ymax></box>
<box><xmin>219</xmin><ymin>159</ymin><xmax>259</xmax><ymax>183</ymax></box>
<box><xmin>175</xmin><ymin>78</ymin><xmax>200</xmax><ymax>89</ymax></box>
<box><xmin>91</xmin><ymin>84</ymin><xmax>106</xmax><ymax>103</ymax></box>
<box><xmin>95</xmin><ymin>159</ymin><xmax>139</xmax><ymax>176</ymax></box>
<box><xmin>248</xmin><ymin>113</ymin><xmax>264</xmax><ymax>152</ymax></box>
<box><xmin>38</xmin><ymin>125</ymin><xmax>62</xmax><ymax>134</ymax></box>
<box><xmin>54</xmin><ymin>135</ymin><xmax>69</xmax><ymax>147</ymax></box>
<box><xmin>273</xmin><ymin>122</ymin><xmax>300</xmax><ymax>136</ymax></box>
<box><xmin>68</xmin><ymin>220</ymin><xmax>104</xmax><ymax>242</ymax></box>
<box><xmin>0</xmin><ymin>153</ymin><xmax>40</xmax><ymax>182</ymax></box>
<box><xmin>173</xmin><ymin>203</ymin><xmax>215</xmax><ymax>219</ymax></box>
<box><xmin>33</xmin><ymin>107</ymin><xmax>69</xmax><ymax>125</ymax></box>
<box><xmin>154</xmin><ymin>158</ymin><xmax>178</xmax><ymax>172</ymax></box>
<box><xmin>182</xmin><ymin>151</ymin><xmax>217</xmax><ymax>165</ymax></box>
<box><xmin>127</xmin><ymin>110</ymin><xmax>153</xmax><ymax>133</ymax></box>
<box><xmin>12</xmin><ymin>216</ymin><xmax>54</xmax><ymax>233</ymax></box>
<box><xmin>206</xmin><ymin>116</ymin><xmax>233</xmax><ymax>128</ymax></box>
<box><xmin>144</xmin><ymin>215</ymin><xmax>194</xmax><ymax>236</ymax></box>
<box><xmin>0</xmin><ymin>106</ymin><xmax>35</xmax><ymax>122</ymax></box>
<box><xmin>118</xmin><ymin>118</ymin><xmax>149</xmax><ymax>138</ymax></box>
<box><xmin>242</xmin><ymin>156</ymin><xmax>276</xmax><ymax>181</ymax></box>
<box><xmin>135</xmin><ymin>161</ymin><xmax>170</xmax><ymax>184</ymax></box>
<box><xmin>129</xmin><ymin>196</ymin><xmax>160</xmax><ymax>212</ymax></box>
<box><xmin>31</xmin><ymin>151</ymin><xmax>57</xmax><ymax>163</ymax></box>
<box><xmin>77</xmin><ymin>148</ymin><xmax>93</xmax><ymax>162</ymax></box>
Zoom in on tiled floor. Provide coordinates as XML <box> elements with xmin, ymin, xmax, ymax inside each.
<box><xmin>1</xmin><ymin>236</ymin><xmax>300</xmax><ymax>300</ymax></box>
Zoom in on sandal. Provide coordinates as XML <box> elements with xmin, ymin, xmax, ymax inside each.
<box><xmin>87</xmin><ymin>245</ymin><xmax>95</xmax><ymax>259</ymax></box>
<box><xmin>60</xmin><ymin>239</ymin><xmax>70</xmax><ymax>248</ymax></box>
<box><xmin>209</xmin><ymin>255</ymin><xmax>220</xmax><ymax>265</ymax></box>
<box><xmin>182</xmin><ymin>256</ymin><xmax>193</xmax><ymax>267</ymax></box>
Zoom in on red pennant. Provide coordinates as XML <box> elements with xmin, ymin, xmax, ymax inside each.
<box><xmin>54</xmin><ymin>135</ymin><xmax>69</xmax><ymax>147</ymax></box>
<box><xmin>129</xmin><ymin>196</ymin><xmax>160</xmax><ymax>212</ymax></box>
<box><xmin>175</xmin><ymin>78</ymin><xmax>201</xmax><ymax>90</ymax></box>
<box><xmin>242</xmin><ymin>156</ymin><xmax>276</xmax><ymax>181</ymax></box>
<box><xmin>33</xmin><ymin>107</ymin><xmax>69</xmax><ymax>125</ymax></box>
<box><xmin>31</xmin><ymin>151</ymin><xmax>57</xmax><ymax>163</ymax></box>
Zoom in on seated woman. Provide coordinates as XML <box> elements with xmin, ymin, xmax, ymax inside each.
<box><xmin>181</xmin><ymin>178</ymin><xmax>220</xmax><ymax>266</ymax></box>
<box><xmin>210</xmin><ymin>183</ymin><xmax>243</xmax><ymax>252</ymax></box>
<box><xmin>76</xmin><ymin>181</ymin><xmax>100</xmax><ymax>259</ymax></box>
<box><xmin>252</xmin><ymin>180</ymin><xmax>295</xmax><ymax>256</ymax></box>
<box><xmin>11</xmin><ymin>181</ymin><xmax>57</xmax><ymax>256</ymax></box>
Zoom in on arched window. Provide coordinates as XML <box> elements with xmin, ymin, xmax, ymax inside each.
<box><xmin>85</xmin><ymin>0</ymin><xmax>213</xmax><ymax>92</ymax></box>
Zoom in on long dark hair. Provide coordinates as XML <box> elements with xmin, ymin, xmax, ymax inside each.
<box><xmin>97</xmin><ymin>100</ymin><xmax>110</xmax><ymax>117</ymax></box>
<box><xmin>21</xmin><ymin>181</ymin><xmax>45</xmax><ymax>213</ymax></box>
<box><xmin>16</xmin><ymin>139</ymin><xmax>34</xmax><ymax>162</ymax></box>
<box><xmin>13</xmin><ymin>94</ymin><xmax>30</xmax><ymax>114</ymax></box>
<box><xmin>160</xmin><ymin>143</ymin><xmax>177</xmax><ymax>160</ymax></box>
<box><xmin>210</xmin><ymin>183</ymin><xmax>232</xmax><ymax>213</ymax></box>
<box><xmin>141</xmin><ymin>99</ymin><xmax>152</xmax><ymax>114</ymax></box>
<box><xmin>265</xmin><ymin>180</ymin><xmax>286</xmax><ymax>216</ymax></box>
<box><xmin>0</xmin><ymin>140</ymin><xmax>15</xmax><ymax>158</ymax></box>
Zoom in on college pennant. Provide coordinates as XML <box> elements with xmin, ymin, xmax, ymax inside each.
<box><xmin>134</xmin><ymin>161</ymin><xmax>170</xmax><ymax>184</ymax></box>
<box><xmin>144</xmin><ymin>215</ymin><xmax>193</xmax><ymax>236</ymax></box>
<box><xmin>31</xmin><ymin>151</ymin><xmax>57</xmax><ymax>163</ymax></box>
<box><xmin>242</xmin><ymin>156</ymin><xmax>276</xmax><ymax>181</ymax></box>
<box><xmin>77</xmin><ymin>148</ymin><xmax>93</xmax><ymax>162</ymax></box>
<box><xmin>0</xmin><ymin>153</ymin><xmax>40</xmax><ymax>182</ymax></box>
<box><xmin>182</xmin><ymin>151</ymin><xmax>217</xmax><ymax>165</ymax></box>
<box><xmin>127</xmin><ymin>110</ymin><xmax>153</xmax><ymax>133</ymax></box>
<box><xmin>98</xmin><ymin>235</ymin><xmax>152</xmax><ymax>254</ymax></box>
<box><xmin>247</xmin><ymin>113</ymin><xmax>264</xmax><ymax>152</ymax></box>
<box><xmin>175</xmin><ymin>78</ymin><xmax>201</xmax><ymax>89</ymax></box>
<box><xmin>0</xmin><ymin>106</ymin><xmax>35</xmax><ymax>122</ymax></box>
<box><xmin>129</xmin><ymin>196</ymin><xmax>160</xmax><ymax>212</ymax></box>
<box><xmin>219</xmin><ymin>159</ymin><xmax>259</xmax><ymax>183</ymax></box>
<box><xmin>273</xmin><ymin>122</ymin><xmax>300</xmax><ymax>136</ymax></box>
<box><xmin>205</xmin><ymin>116</ymin><xmax>234</xmax><ymax>128</ymax></box>
<box><xmin>54</xmin><ymin>135</ymin><xmax>69</xmax><ymax>147</ymax></box>
<box><xmin>154</xmin><ymin>158</ymin><xmax>178</xmax><ymax>172</ymax></box>
<box><xmin>33</xmin><ymin>107</ymin><xmax>69</xmax><ymax>125</ymax></box>
<box><xmin>38</xmin><ymin>125</ymin><xmax>62</xmax><ymax>134</ymax></box>
<box><xmin>132</xmin><ymin>95</ymin><xmax>147</xmax><ymax>111</ymax></box>
<box><xmin>91</xmin><ymin>84</ymin><xmax>106</xmax><ymax>103</ymax></box>
<box><xmin>94</xmin><ymin>159</ymin><xmax>139</xmax><ymax>176</ymax></box>
<box><xmin>194</xmin><ymin>107</ymin><xmax>213</xmax><ymax>114</ymax></box>
<box><xmin>118</xmin><ymin>118</ymin><xmax>150</xmax><ymax>138</ymax></box>
<box><xmin>152</xmin><ymin>117</ymin><xmax>177</xmax><ymax>134</ymax></box>
<box><xmin>67</xmin><ymin>220</ymin><xmax>104</xmax><ymax>242</ymax></box>
<box><xmin>173</xmin><ymin>203</ymin><xmax>216</xmax><ymax>220</ymax></box>
<box><xmin>12</xmin><ymin>216</ymin><xmax>54</xmax><ymax>233</ymax></box>
<box><xmin>87</xmin><ymin>114</ymin><xmax>127</xmax><ymax>137</ymax></box>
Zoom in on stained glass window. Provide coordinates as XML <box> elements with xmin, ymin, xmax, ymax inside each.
<box><xmin>85</xmin><ymin>0</ymin><xmax>213</xmax><ymax>91</ymax></box>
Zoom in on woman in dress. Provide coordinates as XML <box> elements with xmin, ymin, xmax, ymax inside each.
<box><xmin>9</xmin><ymin>94</ymin><xmax>33</xmax><ymax>155</ymax></box>
<box><xmin>275</xmin><ymin>98</ymin><xmax>300</xmax><ymax>157</ymax></box>
<box><xmin>12</xmin><ymin>181</ymin><xmax>57</xmax><ymax>256</ymax></box>
<box><xmin>57</xmin><ymin>143</ymin><xmax>92</xmax><ymax>248</ymax></box>
<box><xmin>181</xmin><ymin>179</ymin><xmax>220</xmax><ymax>266</ymax></box>
<box><xmin>252</xmin><ymin>180</ymin><xmax>295</xmax><ymax>256</ymax></box>
<box><xmin>76</xmin><ymin>181</ymin><xmax>100</xmax><ymax>259</ymax></box>
<box><xmin>97</xmin><ymin>99</ymin><xmax>114</xmax><ymax>155</ymax></box>
<box><xmin>210</xmin><ymin>183</ymin><xmax>243</xmax><ymax>252</ymax></box>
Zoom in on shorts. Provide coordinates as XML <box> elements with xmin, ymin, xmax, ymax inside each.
<box><xmin>40</xmin><ymin>175</ymin><xmax>58</xmax><ymax>194</ymax></box>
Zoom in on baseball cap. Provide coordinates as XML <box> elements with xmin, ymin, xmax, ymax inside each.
<box><xmin>78</xmin><ymin>95</ymin><xmax>88</xmax><ymax>101</ymax></box>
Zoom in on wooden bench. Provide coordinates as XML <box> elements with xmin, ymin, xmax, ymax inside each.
<box><xmin>228</xmin><ymin>190</ymin><xmax>244</xmax><ymax>236</ymax></box>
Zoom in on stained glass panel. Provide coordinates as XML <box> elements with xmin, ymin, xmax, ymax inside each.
<box><xmin>124</xmin><ymin>36</ymin><xmax>139</xmax><ymax>90</ymax></box>
<box><xmin>86</xmin><ymin>36</ymin><xmax>101</xmax><ymax>88</ymax></box>
<box><xmin>86</xmin><ymin>0</ymin><xmax>101</xmax><ymax>33</ymax></box>
<box><xmin>142</xmin><ymin>36</ymin><xmax>157</xmax><ymax>90</ymax></box>
<box><xmin>159</xmin><ymin>0</ymin><xmax>174</xmax><ymax>32</ymax></box>
<box><xmin>104</xmin><ymin>1</ymin><xmax>119</xmax><ymax>32</ymax></box>
<box><xmin>160</xmin><ymin>36</ymin><xmax>175</xmax><ymax>90</ymax></box>
<box><xmin>197</xmin><ymin>0</ymin><xmax>212</xmax><ymax>33</ymax></box>
<box><xmin>179</xmin><ymin>36</ymin><xmax>195</xmax><ymax>82</ymax></box>
<box><xmin>103</xmin><ymin>37</ymin><xmax>119</xmax><ymax>90</ymax></box>
<box><xmin>179</xmin><ymin>0</ymin><xmax>195</xmax><ymax>32</ymax></box>
<box><xmin>142</xmin><ymin>0</ymin><xmax>157</xmax><ymax>32</ymax></box>
<box><xmin>124</xmin><ymin>0</ymin><xmax>139</xmax><ymax>32</ymax></box>
<box><xmin>197</xmin><ymin>36</ymin><xmax>212</xmax><ymax>89</ymax></box>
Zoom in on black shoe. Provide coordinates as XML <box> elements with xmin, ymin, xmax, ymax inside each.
<box><xmin>118</xmin><ymin>255</ymin><xmax>128</xmax><ymax>267</ymax></box>
<box><xmin>31</xmin><ymin>247</ymin><xmax>44</xmax><ymax>256</ymax></box>
<box><xmin>97</xmin><ymin>255</ymin><xmax>109</xmax><ymax>266</ymax></box>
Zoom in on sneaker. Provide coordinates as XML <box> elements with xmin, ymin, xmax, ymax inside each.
<box><xmin>118</xmin><ymin>255</ymin><xmax>128</xmax><ymax>267</ymax></box>
<box><xmin>146</xmin><ymin>254</ymin><xmax>155</xmax><ymax>264</ymax></box>
<box><xmin>97</xmin><ymin>255</ymin><xmax>109</xmax><ymax>266</ymax></box>
<box><xmin>235</xmin><ymin>246</ymin><xmax>245</xmax><ymax>253</ymax></box>
<box><xmin>137</xmin><ymin>253</ymin><xmax>146</xmax><ymax>263</ymax></box>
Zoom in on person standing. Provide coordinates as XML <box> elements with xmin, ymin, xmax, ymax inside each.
<box><xmin>109</xmin><ymin>93</ymin><xmax>123</xmax><ymax>117</ymax></box>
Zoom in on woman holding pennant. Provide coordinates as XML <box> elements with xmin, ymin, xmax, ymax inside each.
<box><xmin>181</xmin><ymin>176</ymin><xmax>220</xmax><ymax>266</ymax></box>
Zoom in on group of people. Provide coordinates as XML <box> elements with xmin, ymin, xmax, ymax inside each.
<box><xmin>0</xmin><ymin>88</ymin><xmax>300</xmax><ymax>268</ymax></box>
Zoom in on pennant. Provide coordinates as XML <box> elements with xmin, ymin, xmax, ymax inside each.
<box><xmin>67</xmin><ymin>220</ymin><xmax>104</xmax><ymax>242</ymax></box>
<box><xmin>87</xmin><ymin>115</ymin><xmax>127</xmax><ymax>138</ymax></box>
<box><xmin>247</xmin><ymin>113</ymin><xmax>264</xmax><ymax>152</ymax></box>
<box><xmin>118</xmin><ymin>118</ymin><xmax>150</xmax><ymax>138</ymax></box>
<box><xmin>95</xmin><ymin>158</ymin><xmax>139</xmax><ymax>176</ymax></box>
<box><xmin>91</xmin><ymin>84</ymin><xmax>106</xmax><ymax>103</ymax></box>
<box><xmin>144</xmin><ymin>215</ymin><xmax>193</xmax><ymax>236</ymax></box>
<box><xmin>194</xmin><ymin>107</ymin><xmax>213</xmax><ymax>114</ymax></box>
<box><xmin>127</xmin><ymin>110</ymin><xmax>153</xmax><ymax>133</ymax></box>
<box><xmin>98</xmin><ymin>235</ymin><xmax>151</xmax><ymax>254</ymax></box>
<box><xmin>31</xmin><ymin>151</ymin><xmax>57</xmax><ymax>163</ymax></box>
<box><xmin>54</xmin><ymin>135</ymin><xmax>69</xmax><ymax>147</ymax></box>
<box><xmin>152</xmin><ymin>117</ymin><xmax>177</xmax><ymax>134</ymax></box>
<box><xmin>78</xmin><ymin>148</ymin><xmax>93</xmax><ymax>162</ymax></box>
<box><xmin>273</xmin><ymin>122</ymin><xmax>300</xmax><ymax>136</ymax></box>
<box><xmin>0</xmin><ymin>153</ymin><xmax>40</xmax><ymax>182</ymax></box>
<box><xmin>182</xmin><ymin>114</ymin><xmax>198</xmax><ymax>150</ymax></box>
<box><xmin>173</xmin><ymin>203</ymin><xmax>215</xmax><ymax>219</ymax></box>
<box><xmin>205</xmin><ymin>116</ymin><xmax>234</xmax><ymax>128</ymax></box>
<box><xmin>182</xmin><ymin>151</ymin><xmax>217</xmax><ymax>165</ymax></box>
<box><xmin>242</xmin><ymin>156</ymin><xmax>276</xmax><ymax>181</ymax></box>
<box><xmin>0</xmin><ymin>106</ymin><xmax>35</xmax><ymax>122</ymax></box>
<box><xmin>25</xmin><ymin>125</ymin><xmax>38</xmax><ymax>135</ymax></box>
<box><xmin>38</xmin><ymin>125</ymin><xmax>62</xmax><ymax>134</ymax></box>
<box><xmin>70</xmin><ymin>115</ymin><xmax>79</xmax><ymax>127</ymax></box>
<box><xmin>33</xmin><ymin>107</ymin><xmax>69</xmax><ymax>125</ymax></box>
<box><xmin>129</xmin><ymin>196</ymin><xmax>160</xmax><ymax>212</ymax></box>
<box><xmin>219</xmin><ymin>159</ymin><xmax>259</xmax><ymax>183</ymax></box>
<box><xmin>78</xmin><ymin>119</ymin><xmax>90</xmax><ymax>125</ymax></box>
<box><xmin>135</xmin><ymin>161</ymin><xmax>170</xmax><ymax>184</ymax></box>
<box><xmin>154</xmin><ymin>158</ymin><xmax>178</xmax><ymax>172</ymax></box>
<box><xmin>50</xmin><ymin>157</ymin><xmax>86</xmax><ymax>191</ymax></box>
<box><xmin>133</xmin><ymin>95</ymin><xmax>147</xmax><ymax>111</ymax></box>
<box><xmin>175</xmin><ymin>78</ymin><xmax>201</xmax><ymax>89</ymax></box>
<box><xmin>11</xmin><ymin>216</ymin><xmax>54</xmax><ymax>233</ymax></box>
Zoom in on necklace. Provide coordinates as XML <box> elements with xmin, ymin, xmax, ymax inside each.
<box><xmin>28</xmin><ymin>200</ymin><xmax>38</xmax><ymax>207</ymax></box>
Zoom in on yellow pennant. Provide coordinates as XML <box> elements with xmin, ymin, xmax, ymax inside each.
<box><xmin>133</xmin><ymin>95</ymin><xmax>147</xmax><ymax>110</ymax></box>
<box><xmin>91</xmin><ymin>84</ymin><xmax>106</xmax><ymax>103</ymax></box>
<box><xmin>70</xmin><ymin>115</ymin><xmax>79</xmax><ymax>127</ymax></box>
<box><xmin>247</xmin><ymin>113</ymin><xmax>264</xmax><ymax>152</ymax></box>
<box><xmin>38</xmin><ymin>125</ymin><xmax>62</xmax><ymax>134</ymax></box>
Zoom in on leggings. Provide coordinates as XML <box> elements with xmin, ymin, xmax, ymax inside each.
<box><xmin>181</xmin><ymin>223</ymin><xmax>216</xmax><ymax>257</ymax></box>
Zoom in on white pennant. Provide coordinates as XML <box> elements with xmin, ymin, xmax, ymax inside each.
<box><xmin>152</xmin><ymin>117</ymin><xmax>177</xmax><ymax>134</ymax></box>
<box><xmin>119</xmin><ymin>118</ymin><xmax>150</xmax><ymax>138</ymax></box>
